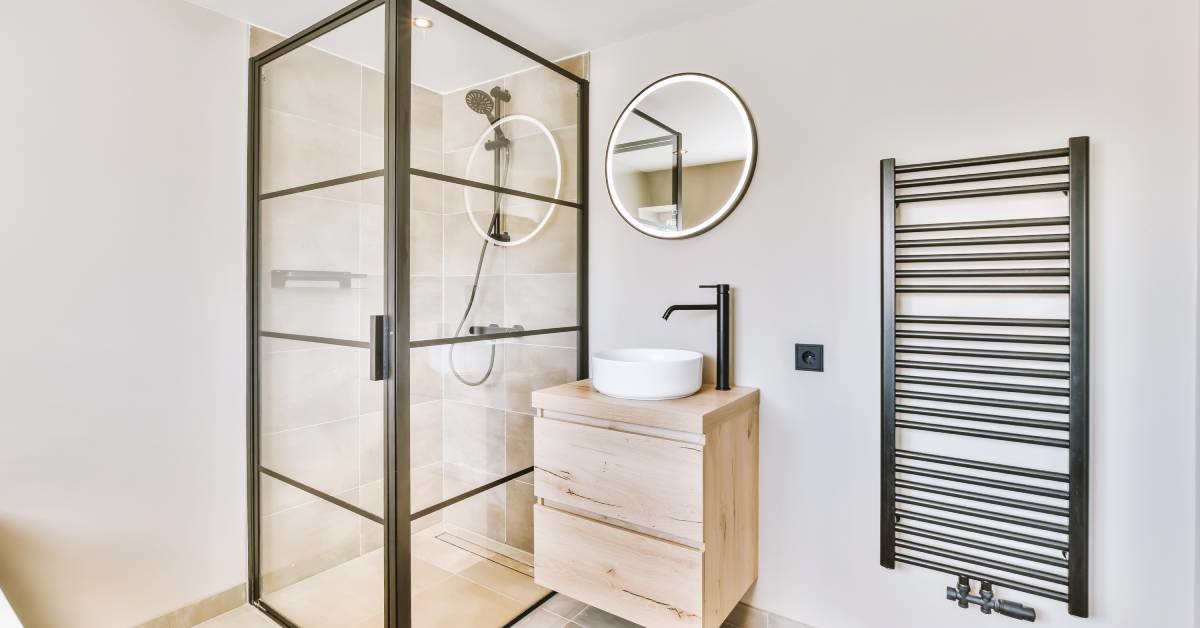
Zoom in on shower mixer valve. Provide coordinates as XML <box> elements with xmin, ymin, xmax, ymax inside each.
<box><xmin>945</xmin><ymin>576</ymin><xmax>1036</xmax><ymax>622</ymax></box>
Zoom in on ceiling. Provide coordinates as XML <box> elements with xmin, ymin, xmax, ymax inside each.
<box><xmin>186</xmin><ymin>0</ymin><xmax>741</xmax><ymax>92</ymax></box>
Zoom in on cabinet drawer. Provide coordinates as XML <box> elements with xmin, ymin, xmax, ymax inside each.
<box><xmin>534</xmin><ymin>417</ymin><xmax>703</xmax><ymax>541</ymax></box>
<box><xmin>534</xmin><ymin>505</ymin><xmax>703</xmax><ymax>628</ymax></box>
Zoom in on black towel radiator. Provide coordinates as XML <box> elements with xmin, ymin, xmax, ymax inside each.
<box><xmin>881</xmin><ymin>138</ymin><xmax>1089</xmax><ymax>620</ymax></box>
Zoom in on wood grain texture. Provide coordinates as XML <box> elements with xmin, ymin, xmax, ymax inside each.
<box><xmin>534</xmin><ymin>416</ymin><xmax>704</xmax><ymax>542</ymax></box>
<box><xmin>532</xmin><ymin>380</ymin><xmax>759</xmax><ymax>628</ymax></box>
<box><xmin>534</xmin><ymin>505</ymin><xmax>704</xmax><ymax>628</ymax></box>
<box><xmin>532</xmin><ymin>380</ymin><xmax>759</xmax><ymax>434</ymax></box>
<box><xmin>702</xmin><ymin>403</ymin><xmax>759</xmax><ymax>626</ymax></box>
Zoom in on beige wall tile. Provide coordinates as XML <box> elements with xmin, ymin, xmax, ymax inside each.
<box><xmin>262</xmin><ymin>193</ymin><xmax>360</xmax><ymax>272</ymax></box>
<box><xmin>412</xmin><ymin>175</ymin><xmax>442</xmax><ymax>213</ymax></box>
<box><xmin>412</xmin><ymin>509</ymin><xmax>443</xmax><ymax>535</ymax></box>
<box><xmin>250</xmin><ymin>27</ymin><xmax>284</xmax><ymax>57</ymax></box>
<box><xmin>361</xmin><ymin>132</ymin><xmax>383</xmax><ymax>171</ymax></box>
<box><xmin>358</xmin><ymin>480</ymin><xmax>383</xmax><ymax>551</ymax></box>
<box><xmin>440</xmin><ymin>169</ymin><xmax>469</xmax><ymax>213</ymax></box>
<box><xmin>359</xmin><ymin>203</ymin><xmax>384</xmax><ymax>276</ymax></box>
<box><xmin>359</xmin><ymin>410</ymin><xmax>437</xmax><ymax>522</ymax></box>
<box><xmin>261</xmin><ymin>109</ymin><xmax>361</xmax><ymax>194</ymax></box>
<box><xmin>504</xmin><ymin>412</ymin><xmax>533</xmax><ymax>474</ymax></box>
<box><xmin>517</xmin><ymin>332</ymin><xmax>578</xmax><ymax>350</ymax></box>
<box><xmin>442</xmin><ymin>340</ymin><xmax>506</xmax><ymax>410</ymax></box>
<box><xmin>411</xmin><ymin>149</ymin><xmax>444</xmax><ymax>215</ymax></box>
<box><xmin>262</xmin><ymin>346</ymin><xmax>359</xmax><ymax>433</ymax></box>
<box><xmin>411</xmin><ymin>400</ymin><xmax>443</xmax><ymax>469</ymax></box>
<box><xmin>359</xmin><ymin>411</ymin><xmax>384</xmax><ymax>485</ymax></box>
<box><xmin>505</xmin><ymin>274</ymin><xmax>577</xmax><ymax>330</ymax></box>
<box><xmin>262</xmin><ymin>417</ymin><xmax>360</xmax><ymax>509</ymax></box>
<box><xmin>350</xmin><ymin>286</ymin><xmax>382</xmax><ymax>346</ymax></box>
<box><xmin>443</xmin><ymin>212</ymin><xmax>504</xmax><ymax>275</ymax></box>
<box><xmin>443</xmin><ymin>466</ymin><xmax>505</xmax><ymax>542</ymax></box>
<box><xmin>361</xmin><ymin>68</ymin><xmax>384</xmax><ymax>139</ymax></box>
<box><xmin>360</xmin><ymin>360</ymin><xmax>384</xmax><ymax>415</ymax></box>
<box><xmin>443</xmin><ymin>274</ymin><xmax>504</xmax><ymax>332</ymax></box>
<box><xmin>260</xmin><ymin>272</ymin><xmax>361</xmax><ymax>340</ymax></box>
<box><xmin>410</xmin><ymin>210</ymin><xmax>443</xmax><ymax>276</ymax></box>
<box><xmin>260</xmin><ymin>483</ymin><xmax>361</xmax><ymax>593</ymax></box>
<box><xmin>503</xmin><ymin>344</ymin><xmax>576</xmax><ymax>415</ymax></box>
<box><xmin>491</xmin><ymin>201</ymin><xmax>552</xmax><ymax>244</ymax></box>
<box><xmin>412</xmin><ymin>146</ymin><xmax>442</xmax><ymax>173</ymax></box>
<box><xmin>412</xmin><ymin>84</ymin><xmax>443</xmax><ymax>153</ymax></box>
<box><xmin>442</xmin><ymin>87</ymin><xmax>494</xmax><ymax>153</ymax></box>
<box><xmin>358</xmin><ymin>279</ymin><xmax>385</xmax><ymax>345</ymax></box>
<box><xmin>504</xmin><ymin>480</ymin><xmax>535</xmax><ymax>554</ymax></box>
<box><xmin>412</xmin><ymin>462</ymin><xmax>444</xmax><ymax>513</ymax></box>
<box><xmin>262</xmin><ymin>43</ymin><xmax>362</xmax><ymax>130</ymax></box>
<box><xmin>410</xmin><ymin>346</ymin><xmax>444</xmax><ymax>405</ymax></box>
<box><xmin>555</xmin><ymin>52</ymin><xmax>589</xmax><ymax>80</ymax></box>
<box><xmin>411</xmin><ymin>275</ymin><xmax>443</xmax><ymax>341</ymax></box>
<box><xmin>505</xmin><ymin>65</ymin><xmax>579</xmax><ymax>134</ymax></box>
<box><xmin>442</xmin><ymin>400</ymin><xmax>505</xmax><ymax>476</ymax></box>
<box><xmin>504</xmin><ymin>207</ymin><xmax>577</xmax><ymax>274</ymax></box>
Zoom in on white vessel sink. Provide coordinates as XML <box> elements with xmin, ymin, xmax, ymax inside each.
<box><xmin>591</xmin><ymin>348</ymin><xmax>704</xmax><ymax>400</ymax></box>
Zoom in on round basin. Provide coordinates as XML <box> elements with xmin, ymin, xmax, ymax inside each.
<box><xmin>591</xmin><ymin>348</ymin><xmax>704</xmax><ymax>400</ymax></box>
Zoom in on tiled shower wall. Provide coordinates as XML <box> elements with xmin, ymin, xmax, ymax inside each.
<box><xmin>430</xmin><ymin>53</ymin><xmax>587</xmax><ymax>555</ymax></box>
<box><xmin>253</xmin><ymin>22</ymin><xmax>586</xmax><ymax>587</ymax></box>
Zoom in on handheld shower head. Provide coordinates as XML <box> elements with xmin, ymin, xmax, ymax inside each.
<box><xmin>465</xmin><ymin>89</ymin><xmax>495</xmax><ymax>122</ymax></box>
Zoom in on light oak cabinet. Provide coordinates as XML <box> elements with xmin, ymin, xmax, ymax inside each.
<box><xmin>531</xmin><ymin>380</ymin><xmax>759</xmax><ymax>628</ymax></box>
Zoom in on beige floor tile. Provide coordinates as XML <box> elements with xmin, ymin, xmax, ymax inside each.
<box><xmin>262</xmin><ymin>549</ymin><xmax>383</xmax><ymax>627</ymax></box>
<box><xmin>412</xmin><ymin>575</ymin><xmax>527</xmax><ymax>628</ymax></box>
<box><xmin>459</xmin><ymin>559</ymin><xmax>549</xmax><ymax>607</ymax></box>
<box><xmin>541</xmin><ymin>593</ymin><xmax>587</xmax><ymax>621</ymax></box>
<box><xmin>410</xmin><ymin>530</ymin><xmax>482</xmax><ymax>574</ymax></box>
<box><xmin>513</xmin><ymin>608</ymin><xmax>584</xmax><ymax>628</ymax></box>
<box><xmin>412</xmin><ymin>557</ymin><xmax>455</xmax><ymax>595</ymax></box>
<box><xmin>194</xmin><ymin>605</ymin><xmax>277</xmax><ymax>628</ymax></box>
<box><xmin>573</xmin><ymin>606</ymin><xmax>642</xmax><ymax>628</ymax></box>
<box><xmin>217</xmin><ymin>527</ymin><xmax>544</xmax><ymax>627</ymax></box>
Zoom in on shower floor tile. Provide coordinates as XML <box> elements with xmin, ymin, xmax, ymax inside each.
<box><xmin>199</xmin><ymin>527</ymin><xmax>547</xmax><ymax>628</ymax></box>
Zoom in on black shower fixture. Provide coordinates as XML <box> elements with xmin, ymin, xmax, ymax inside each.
<box><xmin>947</xmin><ymin>576</ymin><xmax>1036</xmax><ymax>622</ymax></box>
<box><xmin>464</xmin><ymin>86</ymin><xmax>511</xmax><ymax>123</ymax></box>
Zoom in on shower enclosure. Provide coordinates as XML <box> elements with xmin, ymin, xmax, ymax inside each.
<box><xmin>246</xmin><ymin>1</ymin><xmax>587</xmax><ymax>625</ymax></box>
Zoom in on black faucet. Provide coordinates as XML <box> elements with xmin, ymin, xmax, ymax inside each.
<box><xmin>663</xmin><ymin>284</ymin><xmax>731</xmax><ymax>390</ymax></box>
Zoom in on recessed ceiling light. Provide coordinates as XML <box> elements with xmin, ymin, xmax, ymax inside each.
<box><xmin>413</xmin><ymin>16</ymin><xmax>434</xmax><ymax>29</ymax></box>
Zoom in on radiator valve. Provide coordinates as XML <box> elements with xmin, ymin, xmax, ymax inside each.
<box><xmin>946</xmin><ymin>576</ymin><xmax>1036</xmax><ymax>622</ymax></box>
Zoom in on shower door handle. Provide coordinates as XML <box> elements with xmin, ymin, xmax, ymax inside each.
<box><xmin>369</xmin><ymin>315</ymin><xmax>390</xmax><ymax>381</ymax></box>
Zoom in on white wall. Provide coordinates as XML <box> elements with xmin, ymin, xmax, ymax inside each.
<box><xmin>0</xmin><ymin>1</ymin><xmax>247</xmax><ymax>626</ymax></box>
<box><xmin>589</xmin><ymin>1</ymin><xmax>1198</xmax><ymax>626</ymax></box>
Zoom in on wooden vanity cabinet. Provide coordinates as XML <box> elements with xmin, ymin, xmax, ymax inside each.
<box><xmin>531</xmin><ymin>380</ymin><xmax>759</xmax><ymax>628</ymax></box>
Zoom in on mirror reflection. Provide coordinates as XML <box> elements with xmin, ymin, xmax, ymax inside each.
<box><xmin>606</xmin><ymin>74</ymin><xmax>756</xmax><ymax>238</ymax></box>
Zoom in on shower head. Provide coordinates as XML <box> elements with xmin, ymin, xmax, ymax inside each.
<box><xmin>465</xmin><ymin>89</ymin><xmax>495</xmax><ymax>121</ymax></box>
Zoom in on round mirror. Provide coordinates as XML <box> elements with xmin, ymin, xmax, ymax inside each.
<box><xmin>605</xmin><ymin>74</ymin><xmax>757</xmax><ymax>239</ymax></box>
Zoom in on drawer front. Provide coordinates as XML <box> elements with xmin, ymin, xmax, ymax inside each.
<box><xmin>534</xmin><ymin>417</ymin><xmax>703</xmax><ymax>541</ymax></box>
<box><xmin>534</xmin><ymin>505</ymin><xmax>703</xmax><ymax>628</ymax></box>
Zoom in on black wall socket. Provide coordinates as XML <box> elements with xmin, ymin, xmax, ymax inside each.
<box><xmin>795</xmin><ymin>344</ymin><xmax>824</xmax><ymax>372</ymax></box>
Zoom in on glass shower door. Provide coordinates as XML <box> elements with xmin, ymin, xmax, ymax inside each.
<box><xmin>248</xmin><ymin>1</ymin><xmax>587</xmax><ymax>625</ymax></box>
<box><xmin>249</xmin><ymin>4</ymin><xmax>395</xmax><ymax>626</ymax></box>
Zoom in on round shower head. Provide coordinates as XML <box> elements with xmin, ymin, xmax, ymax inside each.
<box><xmin>465</xmin><ymin>89</ymin><xmax>495</xmax><ymax>120</ymax></box>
